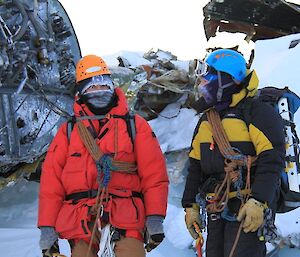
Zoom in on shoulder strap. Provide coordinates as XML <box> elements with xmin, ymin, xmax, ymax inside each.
<box><xmin>111</xmin><ymin>111</ymin><xmax>136</xmax><ymax>147</ymax></box>
<box><xmin>236</xmin><ymin>97</ymin><xmax>256</xmax><ymax>127</ymax></box>
<box><xmin>66</xmin><ymin>112</ymin><xmax>137</xmax><ymax>146</ymax></box>
<box><xmin>67</xmin><ymin>116</ymin><xmax>76</xmax><ymax>142</ymax></box>
<box><xmin>127</xmin><ymin>111</ymin><xmax>136</xmax><ymax>146</ymax></box>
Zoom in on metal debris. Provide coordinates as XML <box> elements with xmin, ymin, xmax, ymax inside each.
<box><xmin>115</xmin><ymin>49</ymin><xmax>197</xmax><ymax>120</ymax></box>
<box><xmin>0</xmin><ymin>0</ymin><xmax>81</xmax><ymax>180</ymax></box>
<box><xmin>203</xmin><ymin>0</ymin><xmax>300</xmax><ymax>42</ymax></box>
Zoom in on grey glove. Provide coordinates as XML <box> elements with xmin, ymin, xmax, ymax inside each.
<box><xmin>39</xmin><ymin>226</ymin><xmax>59</xmax><ymax>250</ymax></box>
<box><xmin>145</xmin><ymin>215</ymin><xmax>165</xmax><ymax>252</ymax></box>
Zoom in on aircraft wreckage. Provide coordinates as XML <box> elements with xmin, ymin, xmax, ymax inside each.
<box><xmin>0</xmin><ymin>0</ymin><xmax>81</xmax><ymax>183</ymax></box>
<box><xmin>0</xmin><ymin>0</ymin><xmax>197</xmax><ymax>187</ymax></box>
<box><xmin>1</xmin><ymin>0</ymin><xmax>300</xmax><ymax>187</ymax></box>
<box><xmin>203</xmin><ymin>0</ymin><xmax>300</xmax><ymax>42</ymax></box>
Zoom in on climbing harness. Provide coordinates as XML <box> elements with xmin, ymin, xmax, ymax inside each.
<box><xmin>206</xmin><ymin>108</ymin><xmax>256</xmax><ymax>257</ymax></box>
<box><xmin>76</xmin><ymin>119</ymin><xmax>138</xmax><ymax>256</ymax></box>
<box><xmin>195</xmin><ymin>193</ymin><xmax>207</xmax><ymax>231</ymax></box>
<box><xmin>206</xmin><ymin>109</ymin><xmax>256</xmax><ymax>214</ymax></box>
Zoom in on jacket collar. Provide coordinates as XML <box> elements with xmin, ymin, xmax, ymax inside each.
<box><xmin>230</xmin><ymin>69</ymin><xmax>259</xmax><ymax>107</ymax></box>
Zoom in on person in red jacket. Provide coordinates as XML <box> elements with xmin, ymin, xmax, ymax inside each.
<box><xmin>38</xmin><ymin>55</ymin><xmax>169</xmax><ymax>257</ymax></box>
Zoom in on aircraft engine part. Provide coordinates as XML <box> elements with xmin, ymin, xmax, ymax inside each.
<box><xmin>0</xmin><ymin>0</ymin><xmax>81</xmax><ymax>176</ymax></box>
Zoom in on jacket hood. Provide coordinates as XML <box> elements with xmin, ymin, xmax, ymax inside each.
<box><xmin>230</xmin><ymin>69</ymin><xmax>259</xmax><ymax>107</ymax></box>
<box><xmin>73</xmin><ymin>87</ymin><xmax>129</xmax><ymax>117</ymax></box>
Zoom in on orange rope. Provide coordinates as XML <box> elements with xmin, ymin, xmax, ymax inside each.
<box><xmin>193</xmin><ymin>222</ymin><xmax>204</xmax><ymax>257</ymax></box>
<box><xmin>77</xmin><ymin>120</ymin><xmax>102</xmax><ymax>160</ymax></box>
<box><xmin>206</xmin><ymin>109</ymin><xmax>257</xmax><ymax>257</ymax></box>
<box><xmin>206</xmin><ymin>109</ymin><xmax>256</xmax><ymax>213</ymax></box>
<box><xmin>228</xmin><ymin>156</ymin><xmax>252</xmax><ymax>257</ymax></box>
<box><xmin>77</xmin><ymin>120</ymin><xmax>137</xmax><ymax>174</ymax></box>
<box><xmin>86</xmin><ymin>187</ymin><xmax>107</xmax><ymax>257</ymax></box>
<box><xmin>76</xmin><ymin>120</ymin><xmax>138</xmax><ymax>257</ymax></box>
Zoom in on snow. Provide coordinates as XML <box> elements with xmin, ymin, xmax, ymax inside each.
<box><xmin>101</xmin><ymin>51</ymin><xmax>152</xmax><ymax>67</ymax></box>
<box><xmin>1</xmin><ymin>33</ymin><xmax>300</xmax><ymax>257</ymax></box>
<box><xmin>149</xmin><ymin>102</ymin><xmax>199</xmax><ymax>153</ymax></box>
<box><xmin>276</xmin><ymin>208</ymin><xmax>300</xmax><ymax>238</ymax></box>
<box><xmin>251</xmin><ymin>33</ymin><xmax>300</xmax><ymax>95</ymax></box>
<box><xmin>206</xmin><ymin>31</ymin><xmax>255</xmax><ymax>62</ymax></box>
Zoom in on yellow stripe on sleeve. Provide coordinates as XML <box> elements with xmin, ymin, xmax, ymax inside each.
<box><xmin>249</xmin><ymin>124</ymin><xmax>273</xmax><ymax>155</ymax></box>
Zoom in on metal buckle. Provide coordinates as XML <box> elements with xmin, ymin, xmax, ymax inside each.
<box><xmin>99</xmin><ymin>204</ymin><xmax>104</xmax><ymax>217</ymax></box>
<box><xmin>206</xmin><ymin>195</ymin><xmax>214</xmax><ymax>201</ymax></box>
<box><xmin>210</xmin><ymin>213</ymin><xmax>220</xmax><ymax>221</ymax></box>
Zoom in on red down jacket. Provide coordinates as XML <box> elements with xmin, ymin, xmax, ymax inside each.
<box><xmin>38</xmin><ymin>88</ymin><xmax>169</xmax><ymax>240</ymax></box>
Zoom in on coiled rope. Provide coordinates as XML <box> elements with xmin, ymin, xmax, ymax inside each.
<box><xmin>206</xmin><ymin>108</ymin><xmax>257</xmax><ymax>257</ymax></box>
<box><xmin>76</xmin><ymin>119</ymin><xmax>137</xmax><ymax>256</ymax></box>
<box><xmin>206</xmin><ymin>109</ymin><xmax>256</xmax><ymax>213</ymax></box>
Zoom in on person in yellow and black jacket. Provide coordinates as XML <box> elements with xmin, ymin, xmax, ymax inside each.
<box><xmin>182</xmin><ymin>49</ymin><xmax>285</xmax><ymax>257</ymax></box>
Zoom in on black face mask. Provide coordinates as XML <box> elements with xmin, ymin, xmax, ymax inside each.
<box><xmin>82</xmin><ymin>90</ymin><xmax>114</xmax><ymax>109</ymax></box>
<box><xmin>197</xmin><ymin>73</ymin><xmax>241</xmax><ymax>112</ymax></box>
<box><xmin>191</xmin><ymin>96</ymin><xmax>213</xmax><ymax>114</ymax></box>
<box><xmin>79</xmin><ymin>92</ymin><xmax>118</xmax><ymax>115</ymax></box>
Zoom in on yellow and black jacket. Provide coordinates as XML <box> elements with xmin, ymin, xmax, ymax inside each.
<box><xmin>182</xmin><ymin>71</ymin><xmax>285</xmax><ymax>210</ymax></box>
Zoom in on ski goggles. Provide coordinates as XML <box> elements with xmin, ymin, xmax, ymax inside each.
<box><xmin>195</xmin><ymin>59</ymin><xmax>210</xmax><ymax>77</ymax></box>
<box><xmin>77</xmin><ymin>75</ymin><xmax>114</xmax><ymax>95</ymax></box>
<box><xmin>195</xmin><ymin>60</ymin><xmax>217</xmax><ymax>80</ymax></box>
<box><xmin>195</xmin><ymin>60</ymin><xmax>218</xmax><ymax>82</ymax></box>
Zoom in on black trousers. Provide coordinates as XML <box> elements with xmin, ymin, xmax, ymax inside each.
<box><xmin>206</xmin><ymin>214</ymin><xmax>266</xmax><ymax>257</ymax></box>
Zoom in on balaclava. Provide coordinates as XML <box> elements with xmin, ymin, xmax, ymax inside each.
<box><xmin>77</xmin><ymin>75</ymin><xmax>117</xmax><ymax>114</ymax></box>
<box><xmin>198</xmin><ymin>71</ymin><xmax>241</xmax><ymax>112</ymax></box>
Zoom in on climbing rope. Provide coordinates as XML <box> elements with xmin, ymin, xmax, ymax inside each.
<box><xmin>206</xmin><ymin>109</ymin><xmax>256</xmax><ymax>213</ymax></box>
<box><xmin>76</xmin><ymin>118</ymin><xmax>138</xmax><ymax>256</ymax></box>
<box><xmin>193</xmin><ymin>222</ymin><xmax>204</xmax><ymax>257</ymax></box>
<box><xmin>206</xmin><ymin>108</ymin><xmax>257</xmax><ymax>257</ymax></box>
<box><xmin>77</xmin><ymin>119</ymin><xmax>137</xmax><ymax>173</ymax></box>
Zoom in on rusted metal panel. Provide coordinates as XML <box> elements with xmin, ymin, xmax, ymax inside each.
<box><xmin>203</xmin><ymin>0</ymin><xmax>300</xmax><ymax>41</ymax></box>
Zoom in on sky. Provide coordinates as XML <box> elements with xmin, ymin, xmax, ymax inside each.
<box><xmin>59</xmin><ymin>0</ymin><xmax>300</xmax><ymax>61</ymax></box>
<box><xmin>59</xmin><ymin>0</ymin><xmax>208</xmax><ymax>60</ymax></box>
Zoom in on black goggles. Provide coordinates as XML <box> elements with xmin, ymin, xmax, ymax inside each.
<box><xmin>194</xmin><ymin>59</ymin><xmax>217</xmax><ymax>77</ymax></box>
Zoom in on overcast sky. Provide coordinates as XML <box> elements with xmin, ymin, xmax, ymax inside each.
<box><xmin>59</xmin><ymin>0</ymin><xmax>300</xmax><ymax>60</ymax></box>
<box><xmin>59</xmin><ymin>0</ymin><xmax>208</xmax><ymax>60</ymax></box>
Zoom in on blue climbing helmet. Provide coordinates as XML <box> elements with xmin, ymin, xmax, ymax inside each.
<box><xmin>205</xmin><ymin>49</ymin><xmax>247</xmax><ymax>83</ymax></box>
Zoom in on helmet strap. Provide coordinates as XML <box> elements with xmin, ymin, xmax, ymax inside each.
<box><xmin>216</xmin><ymin>71</ymin><xmax>235</xmax><ymax>102</ymax></box>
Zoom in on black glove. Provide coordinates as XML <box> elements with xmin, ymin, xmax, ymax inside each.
<box><xmin>145</xmin><ymin>215</ymin><xmax>165</xmax><ymax>252</ymax></box>
<box><xmin>42</xmin><ymin>240</ymin><xmax>60</xmax><ymax>257</ymax></box>
<box><xmin>39</xmin><ymin>226</ymin><xmax>60</xmax><ymax>257</ymax></box>
<box><xmin>145</xmin><ymin>232</ymin><xmax>165</xmax><ymax>252</ymax></box>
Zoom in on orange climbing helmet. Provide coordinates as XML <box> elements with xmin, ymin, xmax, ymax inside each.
<box><xmin>75</xmin><ymin>55</ymin><xmax>111</xmax><ymax>83</ymax></box>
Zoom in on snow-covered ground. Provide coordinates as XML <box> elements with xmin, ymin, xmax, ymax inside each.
<box><xmin>1</xmin><ymin>33</ymin><xmax>300</xmax><ymax>257</ymax></box>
